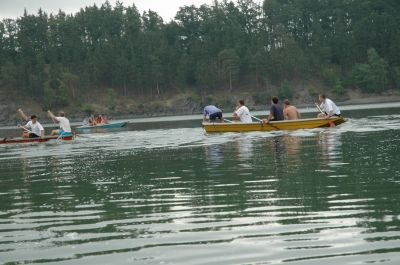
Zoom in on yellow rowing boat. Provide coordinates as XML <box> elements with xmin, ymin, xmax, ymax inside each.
<box><xmin>203</xmin><ymin>117</ymin><xmax>346</xmax><ymax>133</ymax></box>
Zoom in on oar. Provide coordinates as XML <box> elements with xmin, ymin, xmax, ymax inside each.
<box><xmin>315</xmin><ymin>103</ymin><xmax>335</xmax><ymax>127</ymax></box>
<box><xmin>249</xmin><ymin>114</ymin><xmax>281</xmax><ymax>130</ymax></box>
<box><xmin>248</xmin><ymin>114</ymin><xmax>263</xmax><ymax>122</ymax></box>
<box><xmin>224</xmin><ymin>119</ymin><xmax>233</xmax><ymax>123</ymax></box>
<box><xmin>18</xmin><ymin>125</ymin><xmax>32</xmax><ymax>134</ymax></box>
<box><xmin>315</xmin><ymin>103</ymin><xmax>325</xmax><ymax>115</ymax></box>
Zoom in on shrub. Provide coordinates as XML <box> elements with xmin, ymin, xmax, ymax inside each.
<box><xmin>252</xmin><ymin>92</ymin><xmax>270</xmax><ymax>105</ymax></box>
<box><xmin>277</xmin><ymin>80</ymin><xmax>293</xmax><ymax>99</ymax></box>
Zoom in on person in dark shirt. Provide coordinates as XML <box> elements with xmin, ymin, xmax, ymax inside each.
<box><xmin>267</xmin><ymin>96</ymin><xmax>284</xmax><ymax>122</ymax></box>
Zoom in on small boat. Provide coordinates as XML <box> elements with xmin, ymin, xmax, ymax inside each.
<box><xmin>75</xmin><ymin>121</ymin><xmax>128</xmax><ymax>130</ymax></box>
<box><xmin>203</xmin><ymin>117</ymin><xmax>346</xmax><ymax>133</ymax></box>
<box><xmin>0</xmin><ymin>135</ymin><xmax>74</xmax><ymax>145</ymax></box>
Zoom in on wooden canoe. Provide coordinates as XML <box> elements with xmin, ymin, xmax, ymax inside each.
<box><xmin>0</xmin><ymin>135</ymin><xmax>74</xmax><ymax>145</ymax></box>
<box><xmin>76</xmin><ymin>121</ymin><xmax>127</xmax><ymax>130</ymax></box>
<box><xmin>203</xmin><ymin>117</ymin><xmax>346</xmax><ymax>133</ymax></box>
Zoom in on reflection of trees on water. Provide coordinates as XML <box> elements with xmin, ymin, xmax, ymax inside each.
<box><xmin>339</xmin><ymin>130</ymin><xmax>400</xmax><ymax>233</ymax></box>
<box><xmin>4</xmin><ymin>129</ymin><xmax>400</xmax><ymax>246</ymax></box>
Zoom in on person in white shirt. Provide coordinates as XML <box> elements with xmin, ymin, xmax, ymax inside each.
<box><xmin>19</xmin><ymin>115</ymin><xmax>45</xmax><ymax>138</ymax></box>
<box><xmin>318</xmin><ymin>94</ymin><xmax>341</xmax><ymax>118</ymax></box>
<box><xmin>48</xmin><ymin>110</ymin><xmax>72</xmax><ymax>136</ymax></box>
<box><xmin>233</xmin><ymin>100</ymin><xmax>253</xmax><ymax>123</ymax></box>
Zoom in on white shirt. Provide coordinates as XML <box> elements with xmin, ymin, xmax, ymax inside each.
<box><xmin>235</xmin><ymin>106</ymin><xmax>252</xmax><ymax>123</ymax></box>
<box><xmin>55</xmin><ymin>117</ymin><xmax>71</xmax><ymax>132</ymax></box>
<box><xmin>25</xmin><ymin>121</ymin><xmax>44</xmax><ymax>136</ymax></box>
<box><xmin>321</xmin><ymin>98</ymin><xmax>341</xmax><ymax>116</ymax></box>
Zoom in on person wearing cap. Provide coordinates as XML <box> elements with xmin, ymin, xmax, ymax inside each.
<box><xmin>48</xmin><ymin>110</ymin><xmax>72</xmax><ymax>136</ymax></box>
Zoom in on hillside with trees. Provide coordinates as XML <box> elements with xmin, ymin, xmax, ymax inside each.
<box><xmin>0</xmin><ymin>0</ymin><xmax>399</xmax><ymax>122</ymax></box>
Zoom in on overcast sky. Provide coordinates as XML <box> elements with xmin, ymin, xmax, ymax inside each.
<box><xmin>0</xmin><ymin>0</ymin><xmax>215</xmax><ymax>21</ymax></box>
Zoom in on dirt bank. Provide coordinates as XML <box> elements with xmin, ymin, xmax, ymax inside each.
<box><xmin>1</xmin><ymin>88</ymin><xmax>399</xmax><ymax>126</ymax></box>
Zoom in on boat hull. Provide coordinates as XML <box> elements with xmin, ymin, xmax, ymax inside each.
<box><xmin>0</xmin><ymin>135</ymin><xmax>74</xmax><ymax>145</ymax></box>
<box><xmin>203</xmin><ymin>117</ymin><xmax>346</xmax><ymax>133</ymax></box>
<box><xmin>76</xmin><ymin>121</ymin><xmax>127</xmax><ymax>130</ymax></box>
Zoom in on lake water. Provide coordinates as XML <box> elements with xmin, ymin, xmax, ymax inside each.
<box><xmin>1</xmin><ymin>105</ymin><xmax>400</xmax><ymax>265</ymax></box>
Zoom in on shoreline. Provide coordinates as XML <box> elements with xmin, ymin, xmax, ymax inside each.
<box><xmin>1</xmin><ymin>89</ymin><xmax>400</xmax><ymax>127</ymax></box>
<box><xmin>1</xmin><ymin>100</ymin><xmax>400</xmax><ymax>130</ymax></box>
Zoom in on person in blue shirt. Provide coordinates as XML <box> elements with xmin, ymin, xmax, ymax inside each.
<box><xmin>203</xmin><ymin>105</ymin><xmax>223</xmax><ymax>122</ymax></box>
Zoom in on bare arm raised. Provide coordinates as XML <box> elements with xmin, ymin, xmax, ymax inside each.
<box><xmin>17</xmin><ymin>108</ymin><xmax>29</xmax><ymax>121</ymax></box>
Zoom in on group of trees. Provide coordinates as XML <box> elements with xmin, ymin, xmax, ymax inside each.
<box><xmin>0</xmin><ymin>0</ymin><xmax>399</xmax><ymax>108</ymax></box>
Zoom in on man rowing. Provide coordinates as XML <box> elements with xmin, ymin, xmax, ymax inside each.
<box><xmin>203</xmin><ymin>105</ymin><xmax>223</xmax><ymax>122</ymax></box>
<box><xmin>283</xmin><ymin>100</ymin><xmax>301</xmax><ymax>120</ymax></box>
<box><xmin>265</xmin><ymin>96</ymin><xmax>284</xmax><ymax>122</ymax></box>
<box><xmin>18</xmin><ymin>114</ymin><xmax>45</xmax><ymax>138</ymax></box>
<box><xmin>233</xmin><ymin>100</ymin><xmax>252</xmax><ymax>123</ymax></box>
<box><xmin>317</xmin><ymin>94</ymin><xmax>341</xmax><ymax>118</ymax></box>
<box><xmin>48</xmin><ymin>110</ymin><xmax>72</xmax><ymax>136</ymax></box>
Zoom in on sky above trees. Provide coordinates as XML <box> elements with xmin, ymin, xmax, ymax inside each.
<box><xmin>0</xmin><ymin>0</ymin><xmax>215</xmax><ymax>21</ymax></box>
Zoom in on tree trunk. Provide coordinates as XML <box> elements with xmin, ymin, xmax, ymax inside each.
<box><xmin>229</xmin><ymin>70</ymin><xmax>232</xmax><ymax>91</ymax></box>
<box><xmin>156</xmin><ymin>81</ymin><xmax>160</xmax><ymax>95</ymax></box>
<box><xmin>255</xmin><ymin>64</ymin><xmax>259</xmax><ymax>89</ymax></box>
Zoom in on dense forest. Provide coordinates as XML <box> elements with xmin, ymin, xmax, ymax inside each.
<box><xmin>0</xmin><ymin>0</ymin><xmax>399</xmax><ymax>111</ymax></box>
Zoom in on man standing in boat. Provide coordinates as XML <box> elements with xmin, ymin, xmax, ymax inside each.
<box><xmin>265</xmin><ymin>96</ymin><xmax>284</xmax><ymax>122</ymax></box>
<box><xmin>233</xmin><ymin>100</ymin><xmax>252</xmax><ymax>123</ymax></box>
<box><xmin>318</xmin><ymin>94</ymin><xmax>341</xmax><ymax>118</ymax></box>
<box><xmin>47</xmin><ymin>110</ymin><xmax>72</xmax><ymax>136</ymax></box>
<box><xmin>203</xmin><ymin>105</ymin><xmax>223</xmax><ymax>122</ymax></box>
<box><xmin>283</xmin><ymin>100</ymin><xmax>301</xmax><ymax>120</ymax></box>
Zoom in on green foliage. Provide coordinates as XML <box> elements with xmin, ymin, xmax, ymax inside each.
<box><xmin>252</xmin><ymin>92</ymin><xmax>270</xmax><ymax>105</ymax></box>
<box><xmin>218</xmin><ymin>49</ymin><xmax>240</xmax><ymax>90</ymax></box>
<box><xmin>82</xmin><ymin>104</ymin><xmax>95</xmax><ymax>115</ymax></box>
<box><xmin>107</xmin><ymin>88</ymin><xmax>117</xmax><ymax>111</ymax></box>
<box><xmin>321</xmin><ymin>67</ymin><xmax>342</xmax><ymax>87</ymax></box>
<box><xmin>43</xmin><ymin>81</ymin><xmax>69</xmax><ymax>110</ymax></box>
<box><xmin>334</xmin><ymin>78</ymin><xmax>345</xmax><ymax>95</ymax></box>
<box><xmin>0</xmin><ymin>0</ymin><xmax>399</xmax><ymax>104</ymax></box>
<box><xmin>353</xmin><ymin>48</ymin><xmax>388</xmax><ymax>92</ymax></box>
<box><xmin>391</xmin><ymin>67</ymin><xmax>400</xmax><ymax>89</ymax></box>
<box><xmin>277</xmin><ymin>81</ymin><xmax>293</xmax><ymax>100</ymax></box>
<box><xmin>0</xmin><ymin>62</ymin><xmax>18</xmax><ymax>89</ymax></box>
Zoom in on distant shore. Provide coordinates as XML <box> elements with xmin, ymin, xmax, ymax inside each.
<box><xmin>1</xmin><ymin>95</ymin><xmax>400</xmax><ymax>129</ymax></box>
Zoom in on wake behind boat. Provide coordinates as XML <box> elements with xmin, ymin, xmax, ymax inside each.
<box><xmin>203</xmin><ymin>117</ymin><xmax>346</xmax><ymax>133</ymax></box>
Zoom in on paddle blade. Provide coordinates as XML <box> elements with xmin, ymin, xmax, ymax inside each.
<box><xmin>328</xmin><ymin>121</ymin><xmax>335</xmax><ymax>127</ymax></box>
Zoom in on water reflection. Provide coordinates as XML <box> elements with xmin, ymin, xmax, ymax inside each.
<box><xmin>235</xmin><ymin>136</ymin><xmax>254</xmax><ymax>164</ymax></box>
<box><xmin>318</xmin><ymin>131</ymin><xmax>343</xmax><ymax>166</ymax></box>
<box><xmin>204</xmin><ymin>144</ymin><xmax>224</xmax><ymax>168</ymax></box>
